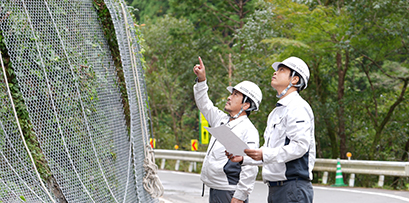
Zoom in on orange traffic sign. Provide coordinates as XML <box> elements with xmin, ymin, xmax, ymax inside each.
<box><xmin>149</xmin><ymin>138</ymin><xmax>156</xmax><ymax>148</ymax></box>
<box><xmin>191</xmin><ymin>139</ymin><xmax>198</xmax><ymax>151</ymax></box>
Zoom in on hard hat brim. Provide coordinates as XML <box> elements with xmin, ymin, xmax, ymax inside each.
<box><xmin>272</xmin><ymin>62</ymin><xmax>283</xmax><ymax>71</ymax></box>
<box><xmin>226</xmin><ymin>86</ymin><xmax>234</xmax><ymax>93</ymax></box>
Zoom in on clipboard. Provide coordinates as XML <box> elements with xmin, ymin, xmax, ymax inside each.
<box><xmin>204</xmin><ymin>125</ymin><xmax>249</xmax><ymax>156</ymax></box>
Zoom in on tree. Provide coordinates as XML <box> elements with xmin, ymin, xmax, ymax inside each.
<box><xmin>136</xmin><ymin>0</ymin><xmax>409</xmax><ymax>164</ymax></box>
<box><xmin>168</xmin><ymin>0</ymin><xmax>259</xmax><ymax>85</ymax></box>
<box><xmin>346</xmin><ymin>0</ymin><xmax>409</xmax><ymax>159</ymax></box>
<box><xmin>251</xmin><ymin>0</ymin><xmax>356</xmax><ymax>159</ymax></box>
<box><xmin>234</xmin><ymin>0</ymin><xmax>409</xmax><ymax>160</ymax></box>
<box><xmin>125</xmin><ymin>0</ymin><xmax>169</xmax><ymax>23</ymax></box>
<box><xmin>140</xmin><ymin>15</ymin><xmax>200</xmax><ymax>149</ymax></box>
<box><xmin>137</xmin><ymin>1</ymin><xmax>264</xmax><ymax>150</ymax></box>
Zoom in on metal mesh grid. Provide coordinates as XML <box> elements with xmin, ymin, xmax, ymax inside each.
<box><xmin>104</xmin><ymin>1</ymin><xmax>156</xmax><ymax>202</ymax></box>
<box><xmin>0</xmin><ymin>0</ymin><xmax>153</xmax><ymax>202</ymax></box>
<box><xmin>1</xmin><ymin>64</ymin><xmax>48</xmax><ymax>203</ymax></box>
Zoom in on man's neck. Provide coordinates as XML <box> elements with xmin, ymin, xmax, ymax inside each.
<box><xmin>278</xmin><ymin>87</ymin><xmax>297</xmax><ymax>100</ymax></box>
<box><xmin>228</xmin><ymin>112</ymin><xmax>247</xmax><ymax>122</ymax></box>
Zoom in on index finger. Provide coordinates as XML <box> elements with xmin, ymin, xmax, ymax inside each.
<box><xmin>244</xmin><ymin>149</ymin><xmax>253</xmax><ymax>153</ymax></box>
<box><xmin>198</xmin><ymin>56</ymin><xmax>204</xmax><ymax>68</ymax></box>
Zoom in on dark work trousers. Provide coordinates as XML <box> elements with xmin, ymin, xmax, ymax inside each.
<box><xmin>209</xmin><ymin>188</ymin><xmax>249</xmax><ymax>203</ymax></box>
<box><xmin>267</xmin><ymin>180</ymin><xmax>313</xmax><ymax>203</ymax></box>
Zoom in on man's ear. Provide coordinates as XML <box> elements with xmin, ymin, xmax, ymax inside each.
<box><xmin>292</xmin><ymin>75</ymin><xmax>300</xmax><ymax>85</ymax></box>
<box><xmin>243</xmin><ymin>102</ymin><xmax>251</xmax><ymax>111</ymax></box>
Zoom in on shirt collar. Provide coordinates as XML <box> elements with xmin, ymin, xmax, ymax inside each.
<box><xmin>276</xmin><ymin>91</ymin><xmax>298</xmax><ymax>107</ymax></box>
<box><xmin>226</xmin><ymin>115</ymin><xmax>247</xmax><ymax>128</ymax></box>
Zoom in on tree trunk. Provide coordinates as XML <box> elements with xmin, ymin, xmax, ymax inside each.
<box><xmin>336</xmin><ymin>51</ymin><xmax>347</xmax><ymax>159</ymax></box>
<box><xmin>402</xmin><ymin>137</ymin><xmax>409</xmax><ymax>161</ymax></box>
<box><xmin>47</xmin><ymin>176</ymin><xmax>67</xmax><ymax>203</ymax></box>
<box><xmin>228</xmin><ymin>53</ymin><xmax>232</xmax><ymax>86</ymax></box>
<box><xmin>326</xmin><ymin>118</ymin><xmax>338</xmax><ymax>159</ymax></box>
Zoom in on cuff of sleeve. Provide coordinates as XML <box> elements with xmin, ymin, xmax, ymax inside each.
<box><xmin>195</xmin><ymin>79</ymin><xmax>207</xmax><ymax>85</ymax></box>
<box><xmin>194</xmin><ymin>79</ymin><xmax>207</xmax><ymax>90</ymax></box>
<box><xmin>242</xmin><ymin>156</ymin><xmax>263</xmax><ymax>165</ymax></box>
<box><xmin>262</xmin><ymin>147</ymin><xmax>278</xmax><ymax>163</ymax></box>
<box><xmin>242</xmin><ymin>156</ymin><xmax>252</xmax><ymax>165</ymax></box>
<box><xmin>233</xmin><ymin>190</ymin><xmax>248</xmax><ymax>201</ymax></box>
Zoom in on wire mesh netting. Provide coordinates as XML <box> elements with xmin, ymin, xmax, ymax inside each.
<box><xmin>0</xmin><ymin>0</ymin><xmax>157</xmax><ymax>202</ymax></box>
<box><xmin>104</xmin><ymin>2</ymin><xmax>154</xmax><ymax>201</ymax></box>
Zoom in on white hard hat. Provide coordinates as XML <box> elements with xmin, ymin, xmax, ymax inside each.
<box><xmin>227</xmin><ymin>81</ymin><xmax>262</xmax><ymax>111</ymax></box>
<box><xmin>272</xmin><ymin>56</ymin><xmax>310</xmax><ymax>90</ymax></box>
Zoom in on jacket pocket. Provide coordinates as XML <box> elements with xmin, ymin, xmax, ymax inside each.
<box><xmin>271</xmin><ymin>117</ymin><xmax>286</xmax><ymax>142</ymax></box>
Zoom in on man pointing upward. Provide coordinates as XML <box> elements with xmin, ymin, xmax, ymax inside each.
<box><xmin>193</xmin><ymin>57</ymin><xmax>262</xmax><ymax>203</ymax></box>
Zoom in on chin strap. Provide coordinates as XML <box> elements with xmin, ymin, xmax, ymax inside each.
<box><xmin>230</xmin><ymin>96</ymin><xmax>248</xmax><ymax>119</ymax></box>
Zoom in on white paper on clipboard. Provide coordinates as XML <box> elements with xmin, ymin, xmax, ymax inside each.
<box><xmin>204</xmin><ymin>125</ymin><xmax>249</xmax><ymax>156</ymax></box>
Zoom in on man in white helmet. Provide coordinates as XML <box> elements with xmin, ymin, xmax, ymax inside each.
<box><xmin>193</xmin><ymin>56</ymin><xmax>262</xmax><ymax>203</ymax></box>
<box><xmin>228</xmin><ymin>56</ymin><xmax>316</xmax><ymax>203</ymax></box>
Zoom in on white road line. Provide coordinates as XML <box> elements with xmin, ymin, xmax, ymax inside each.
<box><xmin>159</xmin><ymin>171</ymin><xmax>409</xmax><ymax>202</ymax></box>
<box><xmin>314</xmin><ymin>186</ymin><xmax>409</xmax><ymax>202</ymax></box>
<box><xmin>162</xmin><ymin>170</ymin><xmax>201</xmax><ymax>177</ymax></box>
<box><xmin>159</xmin><ymin>197</ymin><xmax>174</xmax><ymax>203</ymax></box>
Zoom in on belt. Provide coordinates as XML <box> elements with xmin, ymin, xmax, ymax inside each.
<box><xmin>267</xmin><ymin>177</ymin><xmax>308</xmax><ymax>187</ymax></box>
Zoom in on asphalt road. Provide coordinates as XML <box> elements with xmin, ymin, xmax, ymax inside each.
<box><xmin>157</xmin><ymin>170</ymin><xmax>409</xmax><ymax>203</ymax></box>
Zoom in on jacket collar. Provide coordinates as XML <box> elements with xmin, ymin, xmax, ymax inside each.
<box><xmin>277</xmin><ymin>91</ymin><xmax>299</xmax><ymax>107</ymax></box>
<box><xmin>226</xmin><ymin>114</ymin><xmax>247</xmax><ymax>129</ymax></box>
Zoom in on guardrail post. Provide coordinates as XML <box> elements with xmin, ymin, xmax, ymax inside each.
<box><xmin>322</xmin><ymin>171</ymin><xmax>328</xmax><ymax>184</ymax></box>
<box><xmin>349</xmin><ymin>174</ymin><xmax>355</xmax><ymax>187</ymax></box>
<box><xmin>175</xmin><ymin>160</ymin><xmax>180</xmax><ymax>171</ymax></box>
<box><xmin>188</xmin><ymin>162</ymin><xmax>198</xmax><ymax>172</ymax></box>
<box><xmin>378</xmin><ymin>175</ymin><xmax>384</xmax><ymax>187</ymax></box>
<box><xmin>189</xmin><ymin>162</ymin><xmax>194</xmax><ymax>172</ymax></box>
<box><xmin>161</xmin><ymin>159</ymin><xmax>166</xmax><ymax>170</ymax></box>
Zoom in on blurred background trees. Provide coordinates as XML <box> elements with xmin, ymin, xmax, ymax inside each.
<box><xmin>126</xmin><ymin>0</ymin><xmax>409</xmax><ymax>163</ymax></box>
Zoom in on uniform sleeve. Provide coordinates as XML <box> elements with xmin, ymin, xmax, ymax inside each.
<box><xmin>263</xmin><ymin>106</ymin><xmax>313</xmax><ymax>164</ymax></box>
<box><xmin>233</xmin><ymin>127</ymin><xmax>259</xmax><ymax>200</ymax></box>
<box><xmin>193</xmin><ymin>80</ymin><xmax>226</xmax><ymax>127</ymax></box>
<box><xmin>241</xmin><ymin>120</ymin><xmax>269</xmax><ymax>166</ymax></box>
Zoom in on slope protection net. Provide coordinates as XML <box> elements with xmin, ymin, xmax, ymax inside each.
<box><xmin>0</xmin><ymin>0</ymin><xmax>159</xmax><ymax>202</ymax></box>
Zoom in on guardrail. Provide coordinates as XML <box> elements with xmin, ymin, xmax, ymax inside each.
<box><xmin>154</xmin><ymin>149</ymin><xmax>409</xmax><ymax>187</ymax></box>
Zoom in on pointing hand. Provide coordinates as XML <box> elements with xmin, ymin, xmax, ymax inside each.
<box><xmin>193</xmin><ymin>56</ymin><xmax>206</xmax><ymax>82</ymax></box>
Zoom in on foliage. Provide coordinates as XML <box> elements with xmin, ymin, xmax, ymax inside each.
<box><xmin>126</xmin><ymin>0</ymin><xmax>169</xmax><ymax>23</ymax></box>
<box><xmin>1</xmin><ymin>0</ymin><xmax>136</xmax><ymax>200</ymax></box>
<box><xmin>130</xmin><ymin>0</ymin><xmax>409</xmax><ymax>188</ymax></box>
<box><xmin>0</xmin><ymin>31</ymin><xmax>52</xmax><ymax>181</ymax></box>
<box><xmin>234</xmin><ymin>0</ymin><xmax>409</xmax><ymax>162</ymax></box>
<box><xmin>137</xmin><ymin>1</ymin><xmax>266</xmax><ymax>149</ymax></box>
<box><xmin>93</xmin><ymin>0</ymin><xmax>130</xmax><ymax>129</ymax></box>
<box><xmin>345</xmin><ymin>0</ymin><xmax>409</xmax><ymax>160</ymax></box>
<box><xmin>134</xmin><ymin>0</ymin><xmax>409</xmax><ymax>160</ymax></box>
<box><xmin>140</xmin><ymin>15</ymin><xmax>200</xmax><ymax>150</ymax></box>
